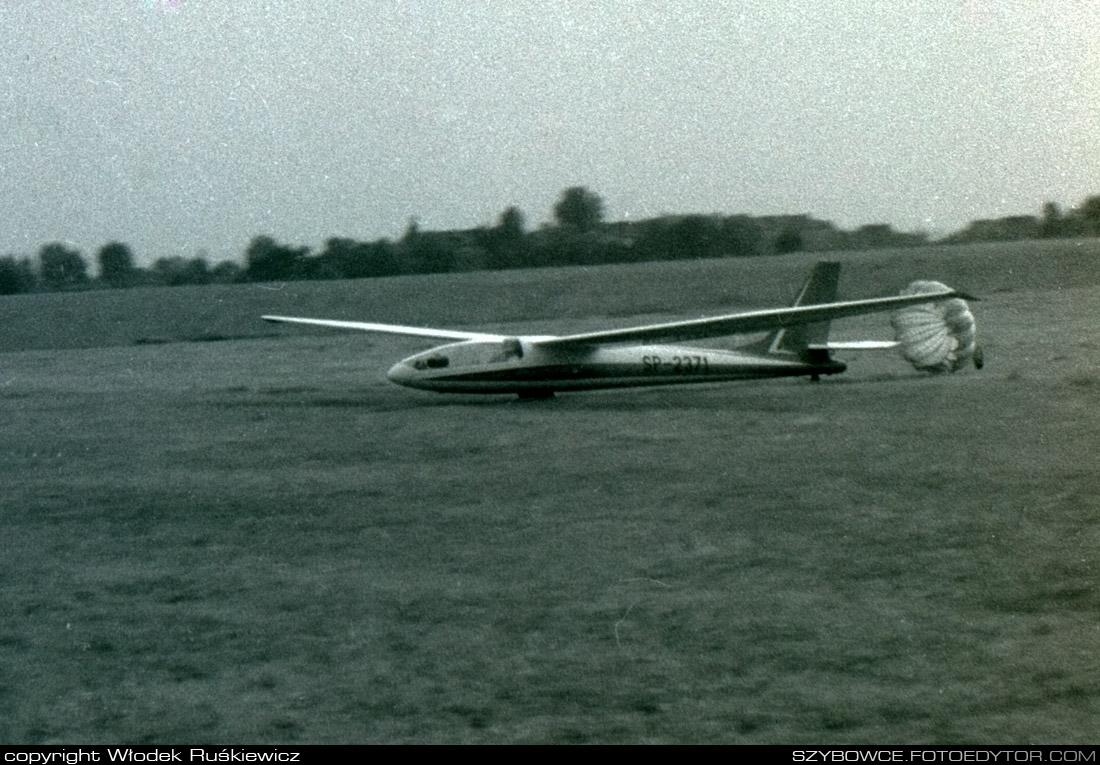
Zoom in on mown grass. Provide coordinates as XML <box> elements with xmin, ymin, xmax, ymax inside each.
<box><xmin>2</xmin><ymin>253</ymin><xmax>1099</xmax><ymax>743</ymax></box>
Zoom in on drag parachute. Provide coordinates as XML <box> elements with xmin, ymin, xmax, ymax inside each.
<box><xmin>890</xmin><ymin>280</ymin><xmax>981</xmax><ymax>373</ymax></box>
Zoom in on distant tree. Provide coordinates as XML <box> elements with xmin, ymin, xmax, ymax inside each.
<box><xmin>774</xmin><ymin>229</ymin><xmax>804</xmax><ymax>254</ymax></box>
<box><xmin>400</xmin><ymin>217</ymin><xmax>420</xmax><ymax>244</ymax></box>
<box><xmin>0</xmin><ymin>256</ymin><xmax>37</xmax><ymax>294</ymax></box>
<box><xmin>497</xmin><ymin>206</ymin><xmax>525</xmax><ymax>240</ymax></box>
<box><xmin>152</xmin><ymin>255</ymin><xmax>212</xmax><ymax>286</ymax></box>
<box><xmin>210</xmin><ymin>260</ymin><xmax>245</xmax><ymax>284</ymax></box>
<box><xmin>719</xmin><ymin>215</ymin><xmax>766</xmax><ymax>258</ymax></box>
<box><xmin>38</xmin><ymin>243</ymin><xmax>88</xmax><ymax>290</ymax></box>
<box><xmin>1079</xmin><ymin>195</ymin><xmax>1100</xmax><ymax>236</ymax></box>
<box><xmin>97</xmin><ymin>241</ymin><xmax>137</xmax><ymax>288</ymax></box>
<box><xmin>1039</xmin><ymin>202</ymin><xmax>1057</xmax><ymax>238</ymax></box>
<box><xmin>244</xmin><ymin>236</ymin><xmax>310</xmax><ymax>281</ymax></box>
<box><xmin>553</xmin><ymin>186</ymin><xmax>604</xmax><ymax>231</ymax></box>
<box><xmin>483</xmin><ymin>207</ymin><xmax>530</xmax><ymax>268</ymax></box>
<box><xmin>400</xmin><ymin>230</ymin><xmax>455</xmax><ymax>274</ymax></box>
<box><xmin>850</xmin><ymin>223</ymin><xmax>895</xmax><ymax>249</ymax></box>
<box><xmin>670</xmin><ymin>215</ymin><xmax>722</xmax><ymax>259</ymax></box>
<box><xmin>316</xmin><ymin>237</ymin><xmax>401</xmax><ymax>279</ymax></box>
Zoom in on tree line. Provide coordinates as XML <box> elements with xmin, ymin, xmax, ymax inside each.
<box><xmin>4</xmin><ymin>187</ymin><xmax>1100</xmax><ymax>295</ymax></box>
<box><xmin>942</xmin><ymin>197</ymin><xmax>1100</xmax><ymax>244</ymax></box>
<box><xmin>0</xmin><ymin>243</ymin><xmax>244</xmax><ymax>295</ymax></box>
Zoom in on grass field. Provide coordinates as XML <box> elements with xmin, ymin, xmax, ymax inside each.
<box><xmin>2</xmin><ymin>244</ymin><xmax>1099</xmax><ymax>743</ymax></box>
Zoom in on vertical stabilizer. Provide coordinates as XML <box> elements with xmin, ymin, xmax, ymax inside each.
<box><xmin>760</xmin><ymin>261</ymin><xmax>840</xmax><ymax>356</ymax></box>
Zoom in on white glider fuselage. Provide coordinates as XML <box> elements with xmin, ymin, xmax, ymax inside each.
<box><xmin>386</xmin><ymin>338</ymin><xmax>846</xmax><ymax>394</ymax></box>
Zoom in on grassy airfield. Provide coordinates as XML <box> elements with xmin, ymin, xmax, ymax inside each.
<box><xmin>2</xmin><ymin>242</ymin><xmax>1100</xmax><ymax>743</ymax></box>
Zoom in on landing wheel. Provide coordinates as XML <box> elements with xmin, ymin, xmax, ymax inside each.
<box><xmin>810</xmin><ymin>373</ymin><xmax>821</xmax><ymax>383</ymax></box>
<box><xmin>517</xmin><ymin>389</ymin><xmax>555</xmax><ymax>400</ymax></box>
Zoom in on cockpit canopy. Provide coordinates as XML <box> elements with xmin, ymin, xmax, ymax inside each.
<box><xmin>407</xmin><ymin>338</ymin><xmax>524</xmax><ymax>372</ymax></box>
<box><xmin>412</xmin><ymin>354</ymin><xmax>450</xmax><ymax>370</ymax></box>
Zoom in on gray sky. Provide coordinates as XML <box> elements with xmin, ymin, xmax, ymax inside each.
<box><xmin>3</xmin><ymin>0</ymin><xmax>1098</xmax><ymax>265</ymax></box>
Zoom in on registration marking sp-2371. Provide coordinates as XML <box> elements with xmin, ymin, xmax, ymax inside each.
<box><xmin>641</xmin><ymin>354</ymin><xmax>710</xmax><ymax>374</ymax></box>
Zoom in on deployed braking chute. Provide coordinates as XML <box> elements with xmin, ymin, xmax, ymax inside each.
<box><xmin>890</xmin><ymin>280</ymin><xmax>982</xmax><ymax>373</ymax></box>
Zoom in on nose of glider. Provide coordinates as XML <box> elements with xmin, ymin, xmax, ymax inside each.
<box><xmin>386</xmin><ymin>360</ymin><xmax>415</xmax><ymax>387</ymax></box>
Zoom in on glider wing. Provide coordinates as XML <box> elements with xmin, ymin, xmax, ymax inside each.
<box><xmin>535</xmin><ymin>290</ymin><xmax>975</xmax><ymax>349</ymax></box>
<box><xmin>262</xmin><ymin>315</ymin><xmax>508</xmax><ymax>343</ymax></box>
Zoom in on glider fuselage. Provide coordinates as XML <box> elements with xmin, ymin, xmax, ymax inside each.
<box><xmin>386</xmin><ymin>339</ymin><xmax>846</xmax><ymax>394</ymax></box>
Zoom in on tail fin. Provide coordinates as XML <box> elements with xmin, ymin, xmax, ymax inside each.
<box><xmin>751</xmin><ymin>261</ymin><xmax>840</xmax><ymax>357</ymax></box>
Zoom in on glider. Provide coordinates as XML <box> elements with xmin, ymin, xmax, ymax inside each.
<box><xmin>263</xmin><ymin>262</ymin><xmax>979</xmax><ymax>398</ymax></box>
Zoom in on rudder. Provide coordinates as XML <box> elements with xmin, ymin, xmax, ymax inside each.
<box><xmin>761</xmin><ymin>261</ymin><xmax>840</xmax><ymax>355</ymax></box>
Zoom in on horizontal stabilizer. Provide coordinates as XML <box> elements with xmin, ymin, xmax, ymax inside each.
<box><xmin>812</xmin><ymin>340</ymin><xmax>900</xmax><ymax>351</ymax></box>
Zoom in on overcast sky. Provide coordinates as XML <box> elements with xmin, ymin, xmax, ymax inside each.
<box><xmin>3</xmin><ymin>0</ymin><xmax>1098</xmax><ymax>265</ymax></box>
